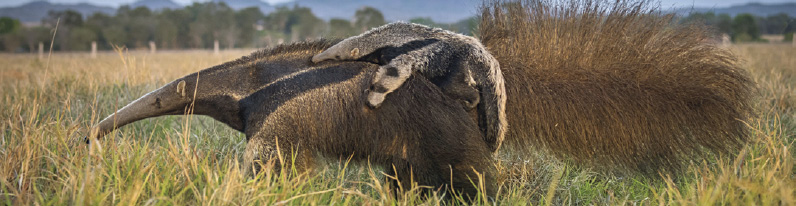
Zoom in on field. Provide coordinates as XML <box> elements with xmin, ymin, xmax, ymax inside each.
<box><xmin>1</xmin><ymin>44</ymin><xmax>794</xmax><ymax>205</ymax></box>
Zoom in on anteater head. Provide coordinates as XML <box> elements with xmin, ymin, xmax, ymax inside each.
<box><xmin>86</xmin><ymin>69</ymin><xmax>247</xmax><ymax>143</ymax></box>
<box><xmin>86</xmin><ymin>40</ymin><xmax>342</xmax><ymax>143</ymax></box>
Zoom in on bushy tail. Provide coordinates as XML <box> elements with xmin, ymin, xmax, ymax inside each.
<box><xmin>479</xmin><ymin>0</ymin><xmax>755</xmax><ymax>173</ymax></box>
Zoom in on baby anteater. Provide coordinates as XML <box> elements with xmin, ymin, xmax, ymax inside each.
<box><xmin>312</xmin><ymin>22</ymin><xmax>507</xmax><ymax>152</ymax></box>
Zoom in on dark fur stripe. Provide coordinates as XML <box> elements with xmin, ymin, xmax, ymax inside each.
<box><xmin>385</xmin><ymin>66</ymin><xmax>400</xmax><ymax>77</ymax></box>
<box><xmin>371</xmin><ymin>84</ymin><xmax>390</xmax><ymax>93</ymax></box>
<box><xmin>239</xmin><ymin>65</ymin><xmax>364</xmax><ymax>123</ymax></box>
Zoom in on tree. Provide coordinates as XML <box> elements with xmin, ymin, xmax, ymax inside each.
<box><xmin>125</xmin><ymin>7</ymin><xmax>155</xmax><ymax>48</ymax></box>
<box><xmin>715</xmin><ymin>14</ymin><xmax>732</xmax><ymax>35</ymax></box>
<box><xmin>354</xmin><ymin>6</ymin><xmax>385</xmax><ymax>32</ymax></box>
<box><xmin>264</xmin><ymin>6</ymin><xmax>293</xmax><ymax>34</ymax></box>
<box><xmin>44</xmin><ymin>10</ymin><xmax>83</xmax><ymax>27</ymax></box>
<box><xmin>68</xmin><ymin>26</ymin><xmax>97</xmax><ymax>51</ymax></box>
<box><xmin>289</xmin><ymin>7</ymin><xmax>324</xmax><ymax>41</ymax></box>
<box><xmin>760</xmin><ymin>13</ymin><xmax>790</xmax><ymax>34</ymax></box>
<box><xmin>732</xmin><ymin>13</ymin><xmax>760</xmax><ymax>42</ymax></box>
<box><xmin>236</xmin><ymin>7</ymin><xmax>265</xmax><ymax>47</ymax></box>
<box><xmin>85</xmin><ymin>13</ymin><xmax>113</xmax><ymax>49</ymax></box>
<box><xmin>0</xmin><ymin>17</ymin><xmax>22</xmax><ymax>52</ymax></box>
<box><xmin>0</xmin><ymin>1</ymin><xmax>399</xmax><ymax>52</ymax></box>
<box><xmin>263</xmin><ymin>6</ymin><xmax>325</xmax><ymax>42</ymax></box>
<box><xmin>102</xmin><ymin>26</ymin><xmax>127</xmax><ymax>47</ymax></box>
<box><xmin>328</xmin><ymin>18</ymin><xmax>355</xmax><ymax>38</ymax></box>
<box><xmin>0</xmin><ymin>17</ymin><xmax>21</xmax><ymax>34</ymax></box>
<box><xmin>21</xmin><ymin>26</ymin><xmax>51</xmax><ymax>52</ymax></box>
<box><xmin>209</xmin><ymin>3</ymin><xmax>238</xmax><ymax>48</ymax></box>
<box><xmin>680</xmin><ymin>12</ymin><xmax>732</xmax><ymax>36</ymax></box>
<box><xmin>43</xmin><ymin>10</ymin><xmax>84</xmax><ymax>51</ymax></box>
<box><xmin>155</xmin><ymin>18</ymin><xmax>178</xmax><ymax>49</ymax></box>
<box><xmin>158</xmin><ymin>8</ymin><xmax>191</xmax><ymax>49</ymax></box>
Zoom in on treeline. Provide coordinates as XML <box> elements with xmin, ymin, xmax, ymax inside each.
<box><xmin>0</xmin><ymin>2</ymin><xmax>476</xmax><ymax>52</ymax></box>
<box><xmin>3</xmin><ymin>3</ymin><xmax>792</xmax><ymax>53</ymax></box>
<box><xmin>680</xmin><ymin>12</ymin><xmax>796</xmax><ymax>42</ymax></box>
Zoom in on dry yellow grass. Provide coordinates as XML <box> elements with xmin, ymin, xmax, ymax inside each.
<box><xmin>0</xmin><ymin>44</ymin><xmax>793</xmax><ymax>205</ymax></box>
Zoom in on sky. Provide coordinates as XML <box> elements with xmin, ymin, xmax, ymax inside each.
<box><xmin>0</xmin><ymin>0</ymin><xmax>794</xmax><ymax>8</ymax></box>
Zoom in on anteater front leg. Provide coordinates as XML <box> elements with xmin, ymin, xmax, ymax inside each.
<box><xmin>243</xmin><ymin>135</ymin><xmax>314</xmax><ymax>178</ymax></box>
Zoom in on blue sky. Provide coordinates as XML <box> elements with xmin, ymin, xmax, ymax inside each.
<box><xmin>0</xmin><ymin>0</ymin><xmax>794</xmax><ymax>8</ymax></box>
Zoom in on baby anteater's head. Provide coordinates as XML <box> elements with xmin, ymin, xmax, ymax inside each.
<box><xmin>312</xmin><ymin>22</ymin><xmax>438</xmax><ymax>63</ymax></box>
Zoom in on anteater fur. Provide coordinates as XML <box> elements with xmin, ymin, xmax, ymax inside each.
<box><xmin>478</xmin><ymin>0</ymin><xmax>755</xmax><ymax>173</ymax></box>
<box><xmin>241</xmin><ymin>46</ymin><xmax>497</xmax><ymax>197</ymax></box>
<box><xmin>88</xmin><ymin>40</ymin><xmax>496</xmax><ymax>198</ymax></box>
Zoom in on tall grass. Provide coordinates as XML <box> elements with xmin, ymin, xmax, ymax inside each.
<box><xmin>1</xmin><ymin>44</ymin><xmax>793</xmax><ymax>205</ymax></box>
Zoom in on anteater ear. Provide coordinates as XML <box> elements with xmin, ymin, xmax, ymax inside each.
<box><xmin>177</xmin><ymin>80</ymin><xmax>187</xmax><ymax>97</ymax></box>
<box><xmin>350</xmin><ymin>48</ymin><xmax>360</xmax><ymax>58</ymax></box>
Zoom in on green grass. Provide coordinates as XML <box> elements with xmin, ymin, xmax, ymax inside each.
<box><xmin>1</xmin><ymin>44</ymin><xmax>794</xmax><ymax>205</ymax></box>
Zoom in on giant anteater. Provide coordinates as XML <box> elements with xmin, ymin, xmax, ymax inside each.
<box><xmin>87</xmin><ymin>40</ymin><xmax>496</xmax><ymax>198</ymax></box>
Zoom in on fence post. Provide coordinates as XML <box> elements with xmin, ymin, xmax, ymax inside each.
<box><xmin>91</xmin><ymin>41</ymin><xmax>97</xmax><ymax>58</ymax></box>
<box><xmin>721</xmin><ymin>34</ymin><xmax>731</xmax><ymax>47</ymax></box>
<box><xmin>149</xmin><ymin>41</ymin><xmax>156</xmax><ymax>54</ymax></box>
<box><xmin>214</xmin><ymin>40</ymin><xmax>219</xmax><ymax>55</ymax></box>
<box><xmin>38</xmin><ymin>42</ymin><xmax>44</xmax><ymax>59</ymax></box>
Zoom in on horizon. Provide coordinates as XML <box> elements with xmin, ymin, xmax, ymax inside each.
<box><xmin>0</xmin><ymin>0</ymin><xmax>795</xmax><ymax>9</ymax></box>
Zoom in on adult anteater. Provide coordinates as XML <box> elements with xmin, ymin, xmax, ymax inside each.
<box><xmin>86</xmin><ymin>40</ymin><xmax>496</xmax><ymax>198</ymax></box>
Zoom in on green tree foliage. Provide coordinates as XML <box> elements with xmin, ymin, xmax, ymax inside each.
<box><xmin>44</xmin><ymin>10</ymin><xmax>85</xmax><ymax>50</ymax></box>
<box><xmin>354</xmin><ymin>7</ymin><xmax>385</xmax><ymax>32</ymax></box>
<box><xmin>732</xmin><ymin>13</ymin><xmax>760</xmax><ymax>42</ymax></box>
<box><xmin>759</xmin><ymin>13</ymin><xmax>791</xmax><ymax>34</ymax></box>
<box><xmin>0</xmin><ymin>3</ymin><xmax>487</xmax><ymax>52</ymax></box>
<box><xmin>682</xmin><ymin>12</ymin><xmax>796</xmax><ymax>42</ymax></box>
<box><xmin>154</xmin><ymin>16</ymin><xmax>178</xmax><ymax>49</ymax></box>
<box><xmin>85</xmin><ymin>13</ymin><xmax>115</xmax><ymax>49</ymax></box>
<box><xmin>45</xmin><ymin>10</ymin><xmax>83</xmax><ymax>27</ymax></box>
<box><xmin>20</xmin><ymin>26</ymin><xmax>51</xmax><ymax>52</ymax></box>
<box><xmin>0</xmin><ymin>17</ymin><xmax>21</xmax><ymax>34</ymax></box>
<box><xmin>122</xmin><ymin>6</ymin><xmax>156</xmax><ymax>48</ymax></box>
<box><xmin>263</xmin><ymin>6</ymin><xmax>325</xmax><ymax>43</ymax></box>
<box><xmin>235</xmin><ymin>7</ymin><xmax>265</xmax><ymax>47</ymax></box>
<box><xmin>328</xmin><ymin>18</ymin><xmax>355</xmax><ymax>38</ymax></box>
<box><xmin>290</xmin><ymin>8</ymin><xmax>325</xmax><ymax>41</ymax></box>
<box><xmin>101</xmin><ymin>26</ymin><xmax>127</xmax><ymax>47</ymax></box>
<box><xmin>680</xmin><ymin>12</ymin><xmax>732</xmax><ymax>35</ymax></box>
<box><xmin>158</xmin><ymin>8</ymin><xmax>191</xmax><ymax>49</ymax></box>
<box><xmin>68</xmin><ymin>26</ymin><xmax>97</xmax><ymax>50</ymax></box>
<box><xmin>0</xmin><ymin>17</ymin><xmax>22</xmax><ymax>52</ymax></box>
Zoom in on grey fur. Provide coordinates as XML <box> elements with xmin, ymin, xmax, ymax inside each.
<box><xmin>312</xmin><ymin>22</ymin><xmax>507</xmax><ymax>152</ymax></box>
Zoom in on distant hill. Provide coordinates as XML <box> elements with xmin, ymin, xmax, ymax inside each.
<box><xmin>0</xmin><ymin>1</ymin><xmax>115</xmax><ymax>23</ymax></box>
<box><xmin>128</xmin><ymin>0</ymin><xmax>181</xmax><ymax>11</ymax></box>
<box><xmin>275</xmin><ymin>0</ymin><xmax>482</xmax><ymax>23</ymax></box>
<box><xmin>672</xmin><ymin>3</ymin><xmax>796</xmax><ymax>17</ymax></box>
